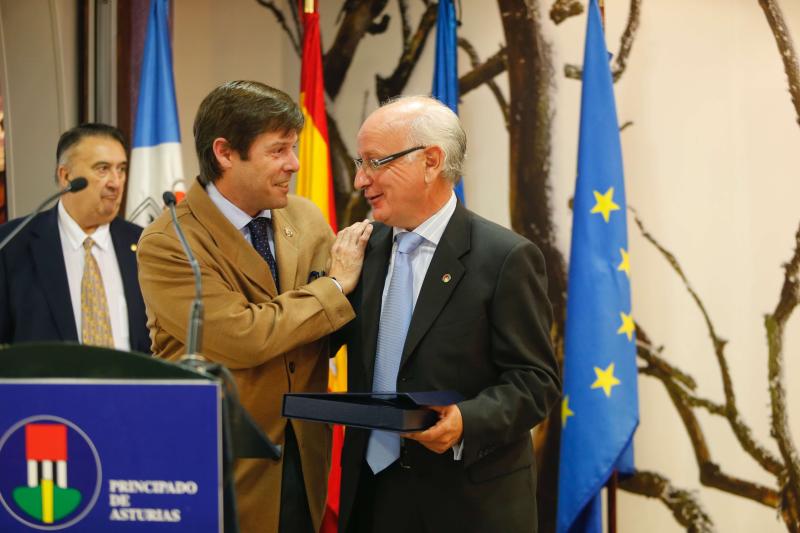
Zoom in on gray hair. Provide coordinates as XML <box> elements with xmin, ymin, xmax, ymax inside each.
<box><xmin>383</xmin><ymin>95</ymin><xmax>467</xmax><ymax>183</ymax></box>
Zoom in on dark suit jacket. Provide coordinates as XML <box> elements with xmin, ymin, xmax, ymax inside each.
<box><xmin>0</xmin><ymin>205</ymin><xmax>150</xmax><ymax>354</ymax></box>
<box><xmin>339</xmin><ymin>203</ymin><xmax>561</xmax><ymax>533</ymax></box>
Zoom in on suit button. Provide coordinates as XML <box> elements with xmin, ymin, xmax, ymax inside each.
<box><xmin>288</xmin><ymin>361</ymin><xmax>296</xmax><ymax>373</ymax></box>
<box><xmin>400</xmin><ymin>377</ymin><xmax>407</xmax><ymax>382</ymax></box>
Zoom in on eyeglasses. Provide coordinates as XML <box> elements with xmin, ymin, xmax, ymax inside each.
<box><xmin>353</xmin><ymin>146</ymin><xmax>425</xmax><ymax>172</ymax></box>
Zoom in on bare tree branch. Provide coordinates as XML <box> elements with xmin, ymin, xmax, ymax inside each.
<box><xmin>459</xmin><ymin>46</ymin><xmax>508</xmax><ymax>98</ymax></box>
<box><xmin>631</xmin><ymin>206</ymin><xmax>785</xmax><ymax>477</ymax></box>
<box><xmin>619</xmin><ymin>470</ymin><xmax>715</xmax><ymax>532</ymax></box>
<box><xmin>458</xmin><ymin>38</ymin><xmax>509</xmax><ymax>127</ymax></box>
<box><xmin>324</xmin><ymin>0</ymin><xmax>391</xmax><ymax>100</ymax></box>
<box><xmin>564</xmin><ymin>0</ymin><xmax>641</xmax><ymax>83</ymax></box>
<box><xmin>638</xmin><ymin>342</ymin><xmax>782</xmax><ymax>509</ymax></box>
<box><xmin>765</xmin><ymin>220</ymin><xmax>800</xmax><ymax>527</ymax></box>
<box><xmin>255</xmin><ymin>0</ymin><xmax>302</xmax><ymax>56</ymax></box>
<box><xmin>550</xmin><ymin>0</ymin><xmax>583</xmax><ymax>25</ymax></box>
<box><xmin>398</xmin><ymin>0</ymin><xmax>412</xmax><ymax>43</ymax></box>
<box><xmin>758</xmin><ymin>0</ymin><xmax>800</xmax><ymax>127</ymax></box>
<box><xmin>375</xmin><ymin>2</ymin><xmax>438</xmax><ymax>102</ymax></box>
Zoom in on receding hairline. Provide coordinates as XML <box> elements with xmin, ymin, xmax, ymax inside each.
<box><xmin>57</xmin><ymin>133</ymin><xmax>126</xmax><ymax>168</ymax></box>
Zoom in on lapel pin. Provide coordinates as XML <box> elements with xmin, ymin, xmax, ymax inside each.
<box><xmin>130</xmin><ymin>244</ymin><xmax>138</xmax><ymax>252</ymax></box>
<box><xmin>284</xmin><ymin>227</ymin><xmax>294</xmax><ymax>238</ymax></box>
<box><xmin>441</xmin><ymin>273</ymin><xmax>452</xmax><ymax>283</ymax></box>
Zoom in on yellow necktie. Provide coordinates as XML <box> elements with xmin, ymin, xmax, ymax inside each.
<box><xmin>81</xmin><ymin>237</ymin><xmax>114</xmax><ymax>347</ymax></box>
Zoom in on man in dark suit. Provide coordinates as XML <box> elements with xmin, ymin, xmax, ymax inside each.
<box><xmin>0</xmin><ymin>123</ymin><xmax>150</xmax><ymax>353</ymax></box>
<box><xmin>338</xmin><ymin>96</ymin><xmax>561</xmax><ymax>533</ymax></box>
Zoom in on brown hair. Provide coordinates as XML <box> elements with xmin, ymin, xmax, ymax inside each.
<box><xmin>193</xmin><ymin>80</ymin><xmax>304</xmax><ymax>184</ymax></box>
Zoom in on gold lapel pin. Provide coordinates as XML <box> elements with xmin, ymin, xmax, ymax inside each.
<box><xmin>130</xmin><ymin>244</ymin><xmax>138</xmax><ymax>252</ymax></box>
<box><xmin>442</xmin><ymin>273</ymin><xmax>452</xmax><ymax>283</ymax></box>
<box><xmin>284</xmin><ymin>227</ymin><xmax>294</xmax><ymax>238</ymax></box>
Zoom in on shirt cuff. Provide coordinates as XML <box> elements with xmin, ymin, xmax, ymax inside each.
<box><xmin>452</xmin><ymin>439</ymin><xmax>464</xmax><ymax>461</ymax></box>
<box><xmin>329</xmin><ymin>276</ymin><xmax>343</xmax><ymax>293</ymax></box>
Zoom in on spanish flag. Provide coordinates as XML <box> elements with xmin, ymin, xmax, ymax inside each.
<box><xmin>297</xmin><ymin>1</ymin><xmax>336</xmax><ymax>230</ymax></box>
<box><xmin>297</xmin><ymin>3</ymin><xmax>344</xmax><ymax>532</ymax></box>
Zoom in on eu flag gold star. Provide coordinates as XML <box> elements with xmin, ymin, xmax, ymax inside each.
<box><xmin>617</xmin><ymin>312</ymin><xmax>635</xmax><ymax>341</ymax></box>
<box><xmin>562</xmin><ymin>396</ymin><xmax>575</xmax><ymax>427</ymax></box>
<box><xmin>591</xmin><ymin>363</ymin><xmax>621</xmax><ymax>397</ymax></box>
<box><xmin>590</xmin><ymin>187</ymin><xmax>620</xmax><ymax>223</ymax></box>
<box><xmin>617</xmin><ymin>248</ymin><xmax>630</xmax><ymax>278</ymax></box>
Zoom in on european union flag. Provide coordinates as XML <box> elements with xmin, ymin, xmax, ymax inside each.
<box><xmin>557</xmin><ymin>1</ymin><xmax>639</xmax><ymax>531</ymax></box>
<box><xmin>432</xmin><ymin>0</ymin><xmax>465</xmax><ymax>204</ymax></box>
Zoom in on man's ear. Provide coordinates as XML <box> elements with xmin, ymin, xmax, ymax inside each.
<box><xmin>212</xmin><ymin>137</ymin><xmax>235</xmax><ymax>171</ymax></box>
<box><xmin>56</xmin><ymin>165</ymin><xmax>70</xmax><ymax>188</ymax></box>
<box><xmin>423</xmin><ymin>146</ymin><xmax>445</xmax><ymax>184</ymax></box>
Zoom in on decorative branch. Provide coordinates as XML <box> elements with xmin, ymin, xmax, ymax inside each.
<box><xmin>758</xmin><ymin>0</ymin><xmax>800</xmax><ymax>127</ymax></box>
<box><xmin>765</xmin><ymin>220</ymin><xmax>800</xmax><ymax>527</ymax></box>
<box><xmin>459</xmin><ymin>46</ymin><xmax>508</xmax><ymax>98</ymax></box>
<box><xmin>324</xmin><ymin>0</ymin><xmax>391</xmax><ymax>100</ymax></box>
<box><xmin>458</xmin><ymin>38</ymin><xmax>509</xmax><ymax>127</ymax></box>
<box><xmin>619</xmin><ymin>470</ymin><xmax>714</xmax><ymax>532</ymax></box>
<box><xmin>637</xmin><ymin>341</ymin><xmax>782</xmax><ymax>509</ymax></box>
<box><xmin>631</xmin><ymin>206</ymin><xmax>784</xmax><ymax>477</ymax></box>
<box><xmin>564</xmin><ymin>0</ymin><xmax>641</xmax><ymax>83</ymax></box>
<box><xmin>255</xmin><ymin>0</ymin><xmax>301</xmax><ymax>56</ymax></box>
<box><xmin>375</xmin><ymin>2</ymin><xmax>438</xmax><ymax>102</ymax></box>
<box><xmin>398</xmin><ymin>0</ymin><xmax>412</xmax><ymax>43</ymax></box>
<box><xmin>549</xmin><ymin>0</ymin><xmax>583</xmax><ymax>25</ymax></box>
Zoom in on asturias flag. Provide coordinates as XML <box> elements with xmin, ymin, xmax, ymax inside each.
<box><xmin>432</xmin><ymin>0</ymin><xmax>464</xmax><ymax>204</ymax></box>
<box><xmin>557</xmin><ymin>0</ymin><xmax>639</xmax><ymax>531</ymax></box>
<box><xmin>125</xmin><ymin>0</ymin><xmax>184</xmax><ymax>226</ymax></box>
<box><xmin>297</xmin><ymin>4</ymin><xmax>343</xmax><ymax>532</ymax></box>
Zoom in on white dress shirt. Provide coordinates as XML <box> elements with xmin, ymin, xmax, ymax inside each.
<box><xmin>207</xmin><ymin>182</ymin><xmax>276</xmax><ymax>257</ymax></box>
<box><xmin>207</xmin><ymin>182</ymin><xmax>341</xmax><ymax>292</ymax></box>
<box><xmin>57</xmin><ymin>201</ymin><xmax>130</xmax><ymax>350</ymax></box>
<box><xmin>381</xmin><ymin>192</ymin><xmax>457</xmax><ymax>311</ymax></box>
<box><xmin>381</xmin><ymin>192</ymin><xmax>463</xmax><ymax>459</ymax></box>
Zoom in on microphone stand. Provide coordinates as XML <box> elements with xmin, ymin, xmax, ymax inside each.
<box><xmin>0</xmin><ymin>177</ymin><xmax>88</xmax><ymax>252</ymax></box>
<box><xmin>162</xmin><ymin>192</ymin><xmax>204</xmax><ymax>358</ymax></box>
<box><xmin>160</xmin><ymin>192</ymin><xmax>280</xmax><ymax>533</ymax></box>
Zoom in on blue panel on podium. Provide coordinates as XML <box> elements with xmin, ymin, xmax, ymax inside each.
<box><xmin>0</xmin><ymin>379</ymin><xmax>221</xmax><ymax>532</ymax></box>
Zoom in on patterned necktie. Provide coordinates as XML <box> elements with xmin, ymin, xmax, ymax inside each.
<box><xmin>247</xmin><ymin>217</ymin><xmax>281</xmax><ymax>293</ymax></box>
<box><xmin>366</xmin><ymin>231</ymin><xmax>425</xmax><ymax>474</ymax></box>
<box><xmin>81</xmin><ymin>237</ymin><xmax>114</xmax><ymax>348</ymax></box>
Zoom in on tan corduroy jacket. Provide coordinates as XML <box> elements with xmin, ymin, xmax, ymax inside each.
<box><xmin>137</xmin><ymin>181</ymin><xmax>354</xmax><ymax>532</ymax></box>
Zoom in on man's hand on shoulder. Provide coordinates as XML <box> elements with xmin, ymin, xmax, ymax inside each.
<box><xmin>328</xmin><ymin>219</ymin><xmax>372</xmax><ymax>294</ymax></box>
<box><xmin>403</xmin><ymin>404</ymin><xmax>464</xmax><ymax>454</ymax></box>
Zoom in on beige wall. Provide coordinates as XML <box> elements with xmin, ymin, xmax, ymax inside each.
<box><xmin>0</xmin><ymin>0</ymin><xmax>78</xmax><ymax>217</ymax></box>
<box><xmin>173</xmin><ymin>0</ymin><xmax>299</xmax><ymax>182</ymax></box>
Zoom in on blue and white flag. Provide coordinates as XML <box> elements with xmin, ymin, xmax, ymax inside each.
<box><xmin>431</xmin><ymin>0</ymin><xmax>464</xmax><ymax>204</ymax></box>
<box><xmin>126</xmin><ymin>0</ymin><xmax>184</xmax><ymax>226</ymax></box>
<box><xmin>557</xmin><ymin>0</ymin><xmax>639</xmax><ymax>531</ymax></box>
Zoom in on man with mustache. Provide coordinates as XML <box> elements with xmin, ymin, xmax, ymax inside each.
<box><xmin>0</xmin><ymin>123</ymin><xmax>150</xmax><ymax>353</ymax></box>
<box><xmin>137</xmin><ymin>81</ymin><xmax>372</xmax><ymax>533</ymax></box>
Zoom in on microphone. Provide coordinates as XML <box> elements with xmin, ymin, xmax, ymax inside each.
<box><xmin>0</xmin><ymin>177</ymin><xmax>89</xmax><ymax>252</ymax></box>
<box><xmin>162</xmin><ymin>191</ymin><xmax>205</xmax><ymax>359</ymax></box>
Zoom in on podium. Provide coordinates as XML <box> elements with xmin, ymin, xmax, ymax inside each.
<box><xmin>0</xmin><ymin>343</ymin><xmax>278</xmax><ymax>533</ymax></box>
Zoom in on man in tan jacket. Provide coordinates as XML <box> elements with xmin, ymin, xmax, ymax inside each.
<box><xmin>137</xmin><ymin>81</ymin><xmax>371</xmax><ymax>533</ymax></box>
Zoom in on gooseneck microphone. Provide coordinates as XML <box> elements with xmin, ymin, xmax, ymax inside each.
<box><xmin>162</xmin><ymin>191</ymin><xmax>204</xmax><ymax>358</ymax></box>
<box><xmin>0</xmin><ymin>177</ymin><xmax>89</xmax><ymax>252</ymax></box>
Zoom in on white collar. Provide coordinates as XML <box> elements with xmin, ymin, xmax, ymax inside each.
<box><xmin>57</xmin><ymin>200</ymin><xmax>112</xmax><ymax>251</ymax></box>
<box><xmin>207</xmin><ymin>182</ymin><xmax>271</xmax><ymax>230</ymax></box>
<box><xmin>392</xmin><ymin>191</ymin><xmax>457</xmax><ymax>245</ymax></box>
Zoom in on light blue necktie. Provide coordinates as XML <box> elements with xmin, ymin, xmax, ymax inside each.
<box><xmin>366</xmin><ymin>231</ymin><xmax>425</xmax><ymax>474</ymax></box>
